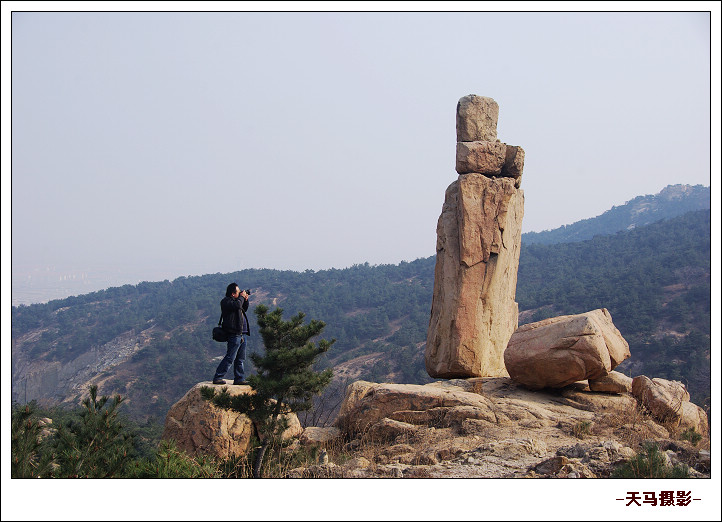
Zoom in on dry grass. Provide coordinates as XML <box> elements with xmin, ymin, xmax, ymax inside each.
<box><xmin>572</xmin><ymin>420</ymin><xmax>592</xmax><ymax>438</ymax></box>
<box><xmin>590</xmin><ymin>400</ymin><xmax>664</xmax><ymax>449</ymax></box>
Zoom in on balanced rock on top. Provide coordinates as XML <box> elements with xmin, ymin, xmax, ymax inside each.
<box><xmin>456</xmin><ymin>95</ymin><xmax>499</xmax><ymax>142</ymax></box>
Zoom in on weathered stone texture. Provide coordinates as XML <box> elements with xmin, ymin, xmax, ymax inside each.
<box><xmin>456</xmin><ymin>141</ymin><xmax>524</xmax><ymax>187</ymax></box>
<box><xmin>299</xmin><ymin>426</ymin><xmax>342</xmax><ymax>446</ymax></box>
<box><xmin>502</xmin><ymin>145</ymin><xmax>525</xmax><ymax>187</ymax></box>
<box><xmin>589</xmin><ymin>371</ymin><xmax>632</xmax><ymax>394</ymax></box>
<box><xmin>503</xmin><ymin>309</ymin><xmax>631</xmax><ymax>390</ymax></box>
<box><xmin>426</xmin><ymin>174</ymin><xmax>524</xmax><ymax>378</ymax></box>
<box><xmin>335</xmin><ymin>380</ymin><xmax>495</xmax><ymax>435</ymax></box>
<box><xmin>456</xmin><ymin>141</ymin><xmax>507</xmax><ymax>175</ymax></box>
<box><xmin>456</xmin><ymin>95</ymin><xmax>499</xmax><ymax>142</ymax></box>
<box><xmin>161</xmin><ymin>382</ymin><xmax>256</xmax><ymax>459</ymax></box>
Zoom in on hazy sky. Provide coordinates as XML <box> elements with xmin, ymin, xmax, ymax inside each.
<box><xmin>2</xmin><ymin>4</ymin><xmax>720</xmax><ymax>519</ymax></box>
<box><xmin>7</xmin><ymin>9</ymin><xmax>715</xmax><ymax>282</ymax></box>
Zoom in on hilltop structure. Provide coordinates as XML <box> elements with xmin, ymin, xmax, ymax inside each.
<box><xmin>426</xmin><ymin>95</ymin><xmax>525</xmax><ymax>378</ymax></box>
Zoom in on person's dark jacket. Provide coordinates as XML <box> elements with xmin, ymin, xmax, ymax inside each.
<box><xmin>220</xmin><ymin>296</ymin><xmax>250</xmax><ymax>335</ymax></box>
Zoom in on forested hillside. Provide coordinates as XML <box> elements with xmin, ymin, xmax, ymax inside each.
<box><xmin>12</xmin><ymin>209</ymin><xmax>711</xmax><ymax>425</ymax></box>
<box><xmin>517</xmin><ymin>209</ymin><xmax>711</xmax><ymax>407</ymax></box>
<box><xmin>522</xmin><ymin>184</ymin><xmax>710</xmax><ymax>245</ymax></box>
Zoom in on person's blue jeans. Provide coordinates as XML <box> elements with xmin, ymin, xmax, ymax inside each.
<box><xmin>213</xmin><ymin>334</ymin><xmax>246</xmax><ymax>382</ymax></box>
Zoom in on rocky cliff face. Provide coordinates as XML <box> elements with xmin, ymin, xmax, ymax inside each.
<box><xmin>11</xmin><ymin>328</ymin><xmax>150</xmax><ymax>407</ymax></box>
<box><xmin>426</xmin><ymin>95</ymin><xmax>525</xmax><ymax>378</ymax></box>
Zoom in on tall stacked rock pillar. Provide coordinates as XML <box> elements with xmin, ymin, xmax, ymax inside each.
<box><xmin>426</xmin><ymin>95</ymin><xmax>525</xmax><ymax>378</ymax></box>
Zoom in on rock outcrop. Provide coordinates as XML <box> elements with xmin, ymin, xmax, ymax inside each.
<box><xmin>321</xmin><ymin>377</ymin><xmax>709</xmax><ymax>479</ymax></box>
<box><xmin>503</xmin><ymin>309</ymin><xmax>631</xmax><ymax>389</ymax></box>
<box><xmin>333</xmin><ymin>378</ymin><xmax>651</xmax><ymax>443</ymax></box>
<box><xmin>161</xmin><ymin>381</ymin><xmax>302</xmax><ymax>459</ymax></box>
<box><xmin>426</xmin><ymin>95</ymin><xmax>525</xmax><ymax>378</ymax></box>
<box><xmin>631</xmin><ymin>376</ymin><xmax>709</xmax><ymax>434</ymax></box>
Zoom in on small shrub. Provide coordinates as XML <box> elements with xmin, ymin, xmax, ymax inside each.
<box><xmin>573</xmin><ymin>420</ymin><xmax>592</xmax><ymax>438</ymax></box>
<box><xmin>612</xmin><ymin>442</ymin><xmax>689</xmax><ymax>478</ymax></box>
<box><xmin>130</xmin><ymin>440</ymin><xmax>219</xmax><ymax>478</ymax></box>
<box><xmin>681</xmin><ymin>427</ymin><xmax>702</xmax><ymax>446</ymax></box>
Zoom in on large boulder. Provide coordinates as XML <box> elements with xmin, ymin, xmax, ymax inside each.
<box><xmin>333</xmin><ymin>378</ymin><xmax>640</xmax><ymax>446</ymax></box>
<box><xmin>503</xmin><ymin>309</ymin><xmax>631</xmax><ymax>390</ymax></box>
<box><xmin>426</xmin><ymin>174</ymin><xmax>524</xmax><ymax>378</ymax></box>
<box><xmin>161</xmin><ymin>381</ymin><xmax>302</xmax><ymax>459</ymax></box>
<box><xmin>631</xmin><ymin>376</ymin><xmax>708</xmax><ymax>434</ymax></box>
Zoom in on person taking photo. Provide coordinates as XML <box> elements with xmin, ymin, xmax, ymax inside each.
<box><xmin>212</xmin><ymin>283</ymin><xmax>250</xmax><ymax>385</ymax></box>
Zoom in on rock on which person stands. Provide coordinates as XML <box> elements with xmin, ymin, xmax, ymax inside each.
<box><xmin>503</xmin><ymin>309</ymin><xmax>631</xmax><ymax>390</ymax></box>
<box><xmin>162</xmin><ymin>381</ymin><xmax>302</xmax><ymax>459</ymax></box>
<box><xmin>161</xmin><ymin>381</ymin><xmax>255</xmax><ymax>459</ymax></box>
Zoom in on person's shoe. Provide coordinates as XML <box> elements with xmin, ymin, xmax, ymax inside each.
<box><xmin>233</xmin><ymin>380</ymin><xmax>249</xmax><ymax>386</ymax></box>
<box><xmin>212</xmin><ymin>379</ymin><xmax>226</xmax><ymax>385</ymax></box>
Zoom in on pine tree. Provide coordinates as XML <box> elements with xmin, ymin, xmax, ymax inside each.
<box><xmin>52</xmin><ymin>384</ymin><xmax>135</xmax><ymax>478</ymax></box>
<box><xmin>202</xmin><ymin>304</ymin><xmax>334</xmax><ymax>478</ymax></box>
<box><xmin>11</xmin><ymin>402</ymin><xmax>54</xmax><ymax>478</ymax></box>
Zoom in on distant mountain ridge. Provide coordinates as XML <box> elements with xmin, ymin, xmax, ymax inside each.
<box><xmin>11</xmin><ymin>184</ymin><xmax>710</xmax><ymax>306</ymax></box>
<box><xmin>522</xmin><ymin>184</ymin><xmax>710</xmax><ymax>245</ymax></box>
